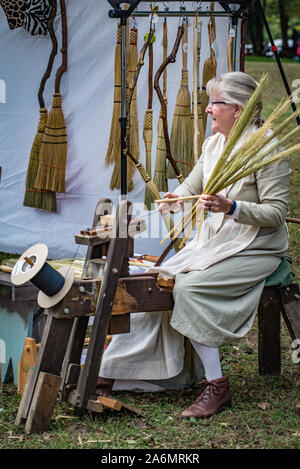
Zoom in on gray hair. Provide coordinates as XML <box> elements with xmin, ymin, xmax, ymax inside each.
<box><xmin>206</xmin><ymin>71</ymin><xmax>263</xmax><ymax>124</ymax></box>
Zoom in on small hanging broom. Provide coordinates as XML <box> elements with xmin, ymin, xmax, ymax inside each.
<box><xmin>34</xmin><ymin>0</ymin><xmax>68</xmax><ymax>193</ymax></box>
<box><xmin>168</xmin><ymin>20</ymin><xmax>193</xmax><ymax>179</ymax></box>
<box><xmin>110</xmin><ymin>24</ymin><xmax>139</xmax><ymax>192</ymax></box>
<box><xmin>143</xmin><ymin>30</ymin><xmax>156</xmax><ymax>210</ymax></box>
<box><xmin>191</xmin><ymin>13</ymin><xmax>205</xmax><ymax>164</ymax></box>
<box><xmin>23</xmin><ymin>0</ymin><xmax>57</xmax><ymax>211</ymax></box>
<box><xmin>154</xmin><ymin>18</ymin><xmax>168</xmax><ymax>193</ymax></box>
<box><xmin>105</xmin><ymin>23</ymin><xmax>121</xmax><ymax>169</ymax></box>
<box><xmin>200</xmin><ymin>11</ymin><xmax>217</xmax><ymax>134</ymax></box>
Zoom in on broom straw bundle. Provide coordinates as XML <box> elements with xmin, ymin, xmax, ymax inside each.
<box><xmin>154</xmin><ymin>18</ymin><xmax>168</xmax><ymax>193</ymax></box>
<box><xmin>23</xmin><ymin>0</ymin><xmax>57</xmax><ymax>212</ymax></box>
<box><xmin>35</xmin><ymin>0</ymin><xmax>68</xmax><ymax>193</ymax></box>
<box><xmin>168</xmin><ymin>20</ymin><xmax>193</xmax><ymax>179</ymax></box>
<box><xmin>159</xmin><ymin>73</ymin><xmax>300</xmax><ymax>247</ymax></box>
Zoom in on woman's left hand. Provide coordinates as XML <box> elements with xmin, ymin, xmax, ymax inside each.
<box><xmin>198</xmin><ymin>194</ymin><xmax>233</xmax><ymax>213</ymax></box>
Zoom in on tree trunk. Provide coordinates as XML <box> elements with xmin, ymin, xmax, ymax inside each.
<box><xmin>278</xmin><ymin>0</ymin><xmax>289</xmax><ymax>54</ymax></box>
<box><xmin>247</xmin><ymin>0</ymin><xmax>265</xmax><ymax>56</ymax></box>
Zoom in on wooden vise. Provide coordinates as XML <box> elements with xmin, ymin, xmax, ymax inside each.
<box><xmin>15</xmin><ymin>198</ymin><xmax>174</xmax><ymax>433</ymax></box>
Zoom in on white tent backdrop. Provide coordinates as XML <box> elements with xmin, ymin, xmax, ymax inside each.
<box><xmin>0</xmin><ymin>1</ymin><xmax>241</xmax><ymax>259</ymax></box>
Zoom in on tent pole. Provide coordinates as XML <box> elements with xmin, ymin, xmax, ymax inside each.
<box><xmin>256</xmin><ymin>0</ymin><xmax>300</xmax><ymax>125</ymax></box>
<box><xmin>120</xmin><ymin>14</ymin><xmax>127</xmax><ymax>197</ymax></box>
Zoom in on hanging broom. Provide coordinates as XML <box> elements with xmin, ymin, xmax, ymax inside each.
<box><xmin>105</xmin><ymin>23</ymin><xmax>121</xmax><ymax>169</ymax></box>
<box><xmin>168</xmin><ymin>20</ymin><xmax>193</xmax><ymax>179</ymax></box>
<box><xmin>35</xmin><ymin>0</ymin><xmax>68</xmax><ymax>193</ymax></box>
<box><xmin>110</xmin><ymin>24</ymin><xmax>139</xmax><ymax>192</ymax></box>
<box><xmin>191</xmin><ymin>13</ymin><xmax>205</xmax><ymax>164</ymax></box>
<box><xmin>154</xmin><ymin>18</ymin><xmax>168</xmax><ymax>193</ymax></box>
<box><xmin>200</xmin><ymin>8</ymin><xmax>217</xmax><ymax>134</ymax></box>
<box><xmin>143</xmin><ymin>31</ymin><xmax>156</xmax><ymax>210</ymax></box>
<box><xmin>23</xmin><ymin>0</ymin><xmax>57</xmax><ymax>211</ymax></box>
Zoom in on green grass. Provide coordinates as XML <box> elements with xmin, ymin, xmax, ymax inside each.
<box><xmin>0</xmin><ymin>60</ymin><xmax>300</xmax><ymax>449</ymax></box>
<box><xmin>245</xmin><ymin>55</ymin><xmax>298</xmax><ymax>64</ymax></box>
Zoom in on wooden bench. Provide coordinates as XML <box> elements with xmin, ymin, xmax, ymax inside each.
<box><xmin>14</xmin><ymin>198</ymin><xmax>300</xmax><ymax>433</ymax></box>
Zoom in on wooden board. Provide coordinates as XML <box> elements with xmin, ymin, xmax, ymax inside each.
<box><xmin>18</xmin><ymin>338</ymin><xmax>38</xmax><ymax>395</ymax></box>
<box><xmin>24</xmin><ymin>372</ymin><xmax>62</xmax><ymax>434</ymax></box>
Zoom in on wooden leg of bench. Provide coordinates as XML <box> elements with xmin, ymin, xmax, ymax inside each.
<box><xmin>258</xmin><ymin>287</ymin><xmax>281</xmax><ymax>375</ymax></box>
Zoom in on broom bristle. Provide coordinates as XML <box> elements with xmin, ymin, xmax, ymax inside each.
<box><xmin>168</xmin><ymin>69</ymin><xmax>193</xmax><ymax>179</ymax></box>
<box><xmin>153</xmin><ymin>107</ymin><xmax>168</xmax><ymax>192</ymax></box>
<box><xmin>23</xmin><ymin>108</ymin><xmax>57</xmax><ymax>212</ymax></box>
<box><xmin>34</xmin><ymin>93</ymin><xmax>67</xmax><ymax>193</ymax></box>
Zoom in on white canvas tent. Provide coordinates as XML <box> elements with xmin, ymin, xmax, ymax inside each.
<box><xmin>0</xmin><ymin>1</ymin><xmax>243</xmax><ymax>260</ymax></box>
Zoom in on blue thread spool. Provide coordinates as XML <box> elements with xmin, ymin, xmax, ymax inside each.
<box><xmin>11</xmin><ymin>243</ymin><xmax>74</xmax><ymax>308</ymax></box>
<box><xmin>30</xmin><ymin>262</ymin><xmax>65</xmax><ymax>297</ymax></box>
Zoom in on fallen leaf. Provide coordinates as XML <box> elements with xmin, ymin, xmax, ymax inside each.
<box><xmin>257</xmin><ymin>402</ymin><xmax>270</xmax><ymax>411</ymax></box>
<box><xmin>292</xmin><ymin>432</ymin><xmax>300</xmax><ymax>437</ymax></box>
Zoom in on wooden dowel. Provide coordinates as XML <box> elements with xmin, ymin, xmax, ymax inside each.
<box><xmin>155</xmin><ymin>195</ymin><xmax>201</xmax><ymax>204</ymax></box>
<box><xmin>286</xmin><ymin>217</ymin><xmax>300</xmax><ymax>224</ymax></box>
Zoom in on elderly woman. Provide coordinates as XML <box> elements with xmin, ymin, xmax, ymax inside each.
<box><xmin>98</xmin><ymin>71</ymin><xmax>290</xmax><ymax>418</ymax></box>
<box><xmin>154</xmin><ymin>71</ymin><xmax>290</xmax><ymax>418</ymax></box>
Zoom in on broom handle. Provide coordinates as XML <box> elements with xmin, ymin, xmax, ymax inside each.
<box><xmin>38</xmin><ymin>0</ymin><xmax>58</xmax><ymax>108</ymax></box>
<box><xmin>55</xmin><ymin>0</ymin><xmax>68</xmax><ymax>93</ymax></box>
<box><xmin>148</xmin><ymin>42</ymin><xmax>153</xmax><ymax>110</ymax></box>
<box><xmin>154</xmin><ymin>25</ymin><xmax>185</xmax><ymax>184</ymax></box>
<box><xmin>182</xmin><ymin>21</ymin><xmax>188</xmax><ymax>70</ymax></box>
<box><xmin>163</xmin><ymin>18</ymin><xmax>167</xmax><ymax>99</ymax></box>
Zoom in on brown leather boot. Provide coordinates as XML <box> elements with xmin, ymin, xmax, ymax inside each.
<box><xmin>181</xmin><ymin>375</ymin><xmax>232</xmax><ymax>419</ymax></box>
<box><xmin>96</xmin><ymin>377</ymin><xmax>115</xmax><ymax>396</ymax></box>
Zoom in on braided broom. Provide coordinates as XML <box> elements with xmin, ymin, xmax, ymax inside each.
<box><xmin>153</xmin><ymin>18</ymin><xmax>168</xmax><ymax>193</ymax></box>
<box><xmin>23</xmin><ymin>0</ymin><xmax>57</xmax><ymax>211</ymax></box>
<box><xmin>35</xmin><ymin>0</ymin><xmax>68</xmax><ymax>193</ymax></box>
<box><xmin>168</xmin><ymin>20</ymin><xmax>193</xmax><ymax>179</ymax></box>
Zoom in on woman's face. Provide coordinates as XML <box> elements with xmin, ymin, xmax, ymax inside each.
<box><xmin>205</xmin><ymin>90</ymin><xmax>242</xmax><ymax>137</ymax></box>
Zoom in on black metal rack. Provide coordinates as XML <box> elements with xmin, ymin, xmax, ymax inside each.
<box><xmin>106</xmin><ymin>0</ymin><xmax>298</xmax><ymax>197</ymax></box>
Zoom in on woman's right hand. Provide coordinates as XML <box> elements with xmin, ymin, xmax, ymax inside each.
<box><xmin>158</xmin><ymin>192</ymin><xmax>182</xmax><ymax>214</ymax></box>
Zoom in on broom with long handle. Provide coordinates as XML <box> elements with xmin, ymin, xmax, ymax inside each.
<box><xmin>154</xmin><ymin>24</ymin><xmax>185</xmax><ymax>185</ymax></box>
<box><xmin>168</xmin><ymin>20</ymin><xmax>193</xmax><ymax>179</ymax></box>
<box><xmin>192</xmin><ymin>14</ymin><xmax>203</xmax><ymax>165</ymax></box>
<box><xmin>35</xmin><ymin>0</ymin><xmax>68</xmax><ymax>193</ymax></box>
<box><xmin>153</xmin><ymin>17</ymin><xmax>168</xmax><ymax>192</ymax></box>
<box><xmin>143</xmin><ymin>30</ymin><xmax>155</xmax><ymax>210</ymax></box>
<box><xmin>23</xmin><ymin>0</ymin><xmax>57</xmax><ymax>211</ymax></box>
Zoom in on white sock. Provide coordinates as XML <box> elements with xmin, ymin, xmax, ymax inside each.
<box><xmin>190</xmin><ymin>339</ymin><xmax>223</xmax><ymax>382</ymax></box>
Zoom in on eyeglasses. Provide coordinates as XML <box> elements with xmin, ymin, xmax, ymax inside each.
<box><xmin>208</xmin><ymin>101</ymin><xmax>231</xmax><ymax>107</ymax></box>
